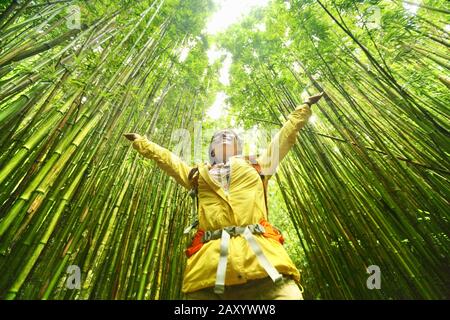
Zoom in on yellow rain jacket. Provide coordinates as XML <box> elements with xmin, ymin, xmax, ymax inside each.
<box><xmin>132</xmin><ymin>104</ymin><xmax>312</xmax><ymax>293</ymax></box>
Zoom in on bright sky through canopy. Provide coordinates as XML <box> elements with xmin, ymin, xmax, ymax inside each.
<box><xmin>205</xmin><ymin>0</ymin><xmax>270</xmax><ymax>120</ymax></box>
<box><xmin>403</xmin><ymin>0</ymin><xmax>420</xmax><ymax>15</ymax></box>
<box><xmin>207</xmin><ymin>91</ymin><xmax>229</xmax><ymax>120</ymax></box>
<box><xmin>205</xmin><ymin>0</ymin><xmax>270</xmax><ymax>35</ymax></box>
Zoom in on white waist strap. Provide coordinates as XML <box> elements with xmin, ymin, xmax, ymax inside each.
<box><xmin>213</xmin><ymin>226</ymin><xmax>282</xmax><ymax>294</ymax></box>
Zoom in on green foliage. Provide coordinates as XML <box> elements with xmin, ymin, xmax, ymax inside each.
<box><xmin>0</xmin><ymin>0</ymin><xmax>448</xmax><ymax>300</ymax></box>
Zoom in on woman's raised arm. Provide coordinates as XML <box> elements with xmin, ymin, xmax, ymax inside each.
<box><xmin>257</xmin><ymin>92</ymin><xmax>323</xmax><ymax>177</ymax></box>
<box><xmin>124</xmin><ymin>133</ymin><xmax>193</xmax><ymax>189</ymax></box>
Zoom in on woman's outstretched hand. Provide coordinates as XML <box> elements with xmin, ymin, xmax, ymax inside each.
<box><xmin>123</xmin><ymin>133</ymin><xmax>142</xmax><ymax>141</ymax></box>
<box><xmin>304</xmin><ymin>92</ymin><xmax>324</xmax><ymax>107</ymax></box>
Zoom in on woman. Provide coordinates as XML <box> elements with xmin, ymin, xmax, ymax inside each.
<box><xmin>124</xmin><ymin>92</ymin><xmax>323</xmax><ymax>300</ymax></box>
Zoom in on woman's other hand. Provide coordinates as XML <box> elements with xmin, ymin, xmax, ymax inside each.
<box><xmin>304</xmin><ymin>92</ymin><xmax>324</xmax><ymax>107</ymax></box>
<box><xmin>123</xmin><ymin>133</ymin><xmax>142</xmax><ymax>141</ymax></box>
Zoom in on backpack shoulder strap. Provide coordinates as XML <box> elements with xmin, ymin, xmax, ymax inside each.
<box><xmin>188</xmin><ymin>166</ymin><xmax>199</xmax><ymax>195</ymax></box>
<box><xmin>245</xmin><ymin>155</ymin><xmax>262</xmax><ymax>173</ymax></box>
<box><xmin>185</xmin><ymin>165</ymin><xmax>200</xmax><ymax>235</ymax></box>
<box><xmin>245</xmin><ymin>155</ymin><xmax>270</xmax><ymax>216</ymax></box>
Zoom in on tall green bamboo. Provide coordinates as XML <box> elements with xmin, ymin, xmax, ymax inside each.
<box><xmin>0</xmin><ymin>0</ymin><xmax>448</xmax><ymax>300</ymax></box>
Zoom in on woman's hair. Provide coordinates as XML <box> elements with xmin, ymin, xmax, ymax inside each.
<box><xmin>208</xmin><ymin>129</ymin><xmax>243</xmax><ymax>164</ymax></box>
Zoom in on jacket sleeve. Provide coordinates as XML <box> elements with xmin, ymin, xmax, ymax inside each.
<box><xmin>257</xmin><ymin>104</ymin><xmax>312</xmax><ymax>177</ymax></box>
<box><xmin>132</xmin><ymin>136</ymin><xmax>193</xmax><ymax>189</ymax></box>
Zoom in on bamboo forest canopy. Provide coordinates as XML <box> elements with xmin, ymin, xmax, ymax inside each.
<box><xmin>0</xmin><ymin>0</ymin><xmax>448</xmax><ymax>300</ymax></box>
